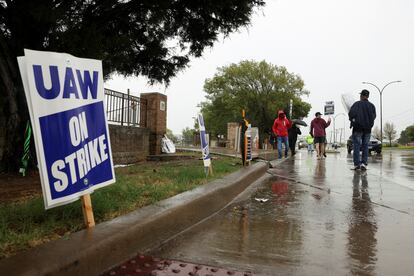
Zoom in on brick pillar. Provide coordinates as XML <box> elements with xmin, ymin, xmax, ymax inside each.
<box><xmin>227</xmin><ymin>122</ymin><xmax>239</xmax><ymax>149</ymax></box>
<box><xmin>140</xmin><ymin>92</ymin><xmax>167</xmax><ymax>155</ymax></box>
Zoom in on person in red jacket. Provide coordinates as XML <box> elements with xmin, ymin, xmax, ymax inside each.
<box><xmin>310</xmin><ymin>112</ymin><xmax>331</xmax><ymax>159</ymax></box>
<box><xmin>272</xmin><ymin>110</ymin><xmax>292</xmax><ymax>159</ymax></box>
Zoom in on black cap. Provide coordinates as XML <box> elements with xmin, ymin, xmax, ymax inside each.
<box><xmin>315</xmin><ymin>112</ymin><xmax>322</xmax><ymax>116</ymax></box>
<box><xmin>360</xmin><ymin>89</ymin><xmax>370</xmax><ymax>97</ymax></box>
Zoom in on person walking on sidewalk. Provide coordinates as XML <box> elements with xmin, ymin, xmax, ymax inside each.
<box><xmin>310</xmin><ymin>112</ymin><xmax>331</xmax><ymax>159</ymax></box>
<box><xmin>273</xmin><ymin>110</ymin><xmax>292</xmax><ymax>159</ymax></box>
<box><xmin>349</xmin><ymin>89</ymin><xmax>376</xmax><ymax>170</ymax></box>
<box><xmin>306</xmin><ymin>133</ymin><xmax>314</xmax><ymax>153</ymax></box>
<box><xmin>288</xmin><ymin>123</ymin><xmax>301</xmax><ymax>156</ymax></box>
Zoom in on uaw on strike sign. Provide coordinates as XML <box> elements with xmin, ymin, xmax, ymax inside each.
<box><xmin>18</xmin><ymin>49</ymin><xmax>115</xmax><ymax>209</ymax></box>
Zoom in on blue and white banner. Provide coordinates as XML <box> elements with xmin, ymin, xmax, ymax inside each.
<box><xmin>246</xmin><ymin>124</ymin><xmax>253</xmax><ymax>161</ymax></box>
<box><xmin>18</xmin><ymin>49</ymin><xmax>115</xmax><ymax>209</ymax></box>
<box><xmin>197</xmin><ymin>114</ymin><xmax>211</xmax><ymax>168</ymax></box>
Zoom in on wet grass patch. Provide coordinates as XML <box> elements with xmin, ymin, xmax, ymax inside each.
<box><xmin>383</xmin><ymin>146</ymin><xmax>414</xmax><ymax>150</ymax></box>
<box><xmin>397</xmin><ymin>146</ymin><xmax>414</xmax><ymax>150</ymax></box>
<box><xmin>0</xmin><ymin>155</ymin><xmax>242</xmax><ymax>259</ymax></box>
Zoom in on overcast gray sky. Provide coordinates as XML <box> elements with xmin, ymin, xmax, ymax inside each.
<box><xmin>105</xmin><ymin>0</ymin><xmax>414</xmax><ymax>139</ymax></box>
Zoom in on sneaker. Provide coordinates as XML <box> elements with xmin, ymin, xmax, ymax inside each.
<box><xmin>360</xmin><ymin>164</ymin><xmax>367</xmax><ymax>171</ymax></box>
<box><xmin>323</xmin><ymin>153</ymin><xmax>327</xmax><ymax>158</ymax></box>
<box><xmin>352</xmin><ymin>165</ymin><xmax>360</xmax><ymax>170</ymax></box>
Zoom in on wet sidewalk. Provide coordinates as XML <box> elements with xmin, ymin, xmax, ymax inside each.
<box><xmin>146</xmin><ymin>149</ymin><xmax>414</xmax><ymax>275</ymax></box>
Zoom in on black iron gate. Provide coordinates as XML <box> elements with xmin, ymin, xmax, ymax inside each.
<box><xmin>104</xmin><ymin>88</ymin><xmax>147</xmax><ymax>127</ymax></box>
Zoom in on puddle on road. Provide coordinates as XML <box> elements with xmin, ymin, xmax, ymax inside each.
<box><xmin>151</xmin><ymin>177</ymin><xmax>331</xmax><ymax>275</ymax></box>
<box><xmin>150</xmin><ymin>174</ymin><xmax>414</xmax><ymax>275</ymax></box>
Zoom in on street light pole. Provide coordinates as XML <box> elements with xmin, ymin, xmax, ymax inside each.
<box><xmin>333</xmin><ymin>113</ymin><xmax>346</xmax><ymax>146</ymax></box>
<box><xmin>361</xmin><ymin>80</ymin><xmax>402</xmax><ymax>144</ymax></box>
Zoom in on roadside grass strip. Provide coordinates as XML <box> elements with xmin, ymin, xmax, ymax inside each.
<box><xmin>0</xmin><ymin>155</ymin><xmax>242</xmax><ymax>259</ymax></box>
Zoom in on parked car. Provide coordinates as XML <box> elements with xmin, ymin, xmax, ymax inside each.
<box><xmin>298</xmin><ymin>139</ymin><xmax>307</xmax><ymax>149</ymax></box>
<box><xmin>347</xmin><ymin>135</ymin><xmax>382</xmax><ymax>154</ymax></box>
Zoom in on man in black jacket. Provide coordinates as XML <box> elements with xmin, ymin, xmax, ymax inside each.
<box><xmin>348</xmin><ymin>89</ymin><xmax>377</xmax><ymax>170</ymax></box>
<box><xmin>288</xmin><ymin>123</ymin><xmax>301</xmax><ymax>156</ymax></box>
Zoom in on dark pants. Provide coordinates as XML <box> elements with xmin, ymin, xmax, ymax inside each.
<box><xmin>288</xmin><ymin>136</ymin><xmax>297</xmax><ymax>155</ymax></box>
<box><xmin>352</xmin><ymin>131</ymin><xmax>370</xmax><ymax>166</ymax></box>
<box><xmin>269</xmin><ymin>135</ymin><xmax>277</xmax><ymax>149</ymax></box>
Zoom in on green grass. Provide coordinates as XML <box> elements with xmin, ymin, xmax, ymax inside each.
<box><xmin>383</xmin><ymin>145</ymin><xmax>414</xmax><ymax>150</ymax></box>
<box><xmin>397</xmin><ymin>145</ymin><xmax>414</xmax><ymax>150</ymax></box>
<box><xmin>0</xmin><ymin>155</ymin><xmax>242</xmax><ymax>259</ymax></box>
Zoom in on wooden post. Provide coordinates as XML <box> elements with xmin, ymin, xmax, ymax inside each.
<box><xmin>208</xmin><ymin>164</ymin><xmax>213</xmax><ymax>176</ymax></box>
<box><xmin>81</xmin><ymin>194</ymin><xmax>95</xmax><ymax>228</ymax></box>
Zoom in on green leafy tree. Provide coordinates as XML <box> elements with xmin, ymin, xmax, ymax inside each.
<box><xmin>200</xmin><ymin>60</ymin><xmax>311</xmax><ymax>146</ymax></box>
<box><xmin>0</xmin><ymin>0</ymin><xmax>265</xmax><ymax>171</ymax></box>
<box><xmin>181</xmin><ymin>127</ymin><xmax>197</xmax><ymax>146</ymax></box>
<box><xmin>383</xmin><ymin>122</ymin><xmax>397</xmax><ymax>147</ymax></box>
<box><xmin>166</xmin><ymin>129</ymin><xmax>178</xmax><ymax>143</ymax></box>
<box><xmin>398</xmin><ymin>124</ymin><xmax>414</xmax><ymax>145</ymax></box>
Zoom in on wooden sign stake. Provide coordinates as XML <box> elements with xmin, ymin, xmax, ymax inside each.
<box><xmin>208</xmin><ymin>164</ymin><xmax>214</xmax><ymax>176</ymax></box>
<box><xmin>81</xmin><ymin>194</ymin><xmax>95</xmax><ymax>228</ymax></box>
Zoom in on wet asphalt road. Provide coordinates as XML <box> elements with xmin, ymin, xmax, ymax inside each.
<box><xmin>149</xmin><ymin>149</ymin><xmax>414</xmax><ymax>275</ymax></box>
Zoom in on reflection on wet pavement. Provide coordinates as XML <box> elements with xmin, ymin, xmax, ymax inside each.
<box><xmin>150</xmin><ymin>150</ymin><xmax>414</xmax><ymax>275</ymax></box>
<box><xmin>347</xmin><ymin>172</ymin><xmax>377</xmax><ymax>275</ymax></box>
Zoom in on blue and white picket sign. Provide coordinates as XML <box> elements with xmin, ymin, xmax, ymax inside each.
<box><xmin>17</xmin><ymin>49</ymin><xmax>115</xmax><ymax>209</ymax></box>
<box><xmin>197</xmin><ymin>114</ymin><xmax>211</xmax><ymax>169</ymax></box>
<box><xmin>246</xmin><ymin>124</ymin><xmax>253</xmax><ymax>162</ymax></box>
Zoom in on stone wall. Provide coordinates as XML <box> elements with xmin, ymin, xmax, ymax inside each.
<box><xmin>108</xmin><ymin>124</ymin><xmax>150</xmax><ymax>164</ymax></box>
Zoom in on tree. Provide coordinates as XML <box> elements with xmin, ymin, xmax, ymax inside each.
<box><xmin>181</xmin><ymin>127</ymin><xmax>197</xmax><ymax>146</ymax></box>
<box><xmin>372</xmin><ymin>126</ymin><xmax>383</xmax><ymax>140</ymax></box>
<box><xmin>398</xmin><ymin>124</ymin><xmax>414</xmax><ymax>145</ymax></box>
<box><xmin>0</xmin><ymin>0</ymin><xmax>265</xmax><ymax>171</ymax></box>
<box><xmin>200</xmin><ymin>60</ymin><xmax>311</xmax><ymax>146</ymax></box>
<box><xmin>166</xmin><ymin>129</ymin><xmax>178</xmax><ymax>143</ymax></box>
<box><xmin>383</xmin><ymin>122</ymin><xmax>397</xmax><ymax>147</ymax></box>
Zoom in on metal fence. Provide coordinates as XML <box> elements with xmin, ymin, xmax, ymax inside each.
<box><xmin>104</xmin><ymin>88</ymin><xmax>147</xmax><ymax>127</ymax></box>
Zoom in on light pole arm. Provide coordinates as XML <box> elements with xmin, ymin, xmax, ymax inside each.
<box><xmin>334</xmin><ymin>113</ymin><xmax>346</xmax><ymax>119</ymax></box>
<box><xmin>362</xmin><ymin>80</ymin><xmax>402</xmax><ymax>145</ymax></box>
<box><xmin>381</xmin><ymin>80</ymin><xmax>402</xmax><ymax>93</ymax></box>
<box><xmin>362</xmin><ymin>82</ymin><xmax>381</xmax><ymax>94</ymax></box>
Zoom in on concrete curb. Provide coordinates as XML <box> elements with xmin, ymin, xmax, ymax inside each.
<box><xmin>177</xmin><ymin>147</ymin><xmax>277</xmax><ymax>161</ymax></box>
<box><xmin>0</xmin><ymin>162</ymin><xmax>268</xmax><ymax>276</ymax></box>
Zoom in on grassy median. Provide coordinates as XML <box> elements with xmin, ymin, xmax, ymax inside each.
<box><xmin>0</xmin><ymin>154</ymin><xmax>242</xmax><ymax>259</ymax></box>
<box><xmin>383</xmin><ymin>145</ymin><xmax>414</xmax><ymax>150</ymax></box>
